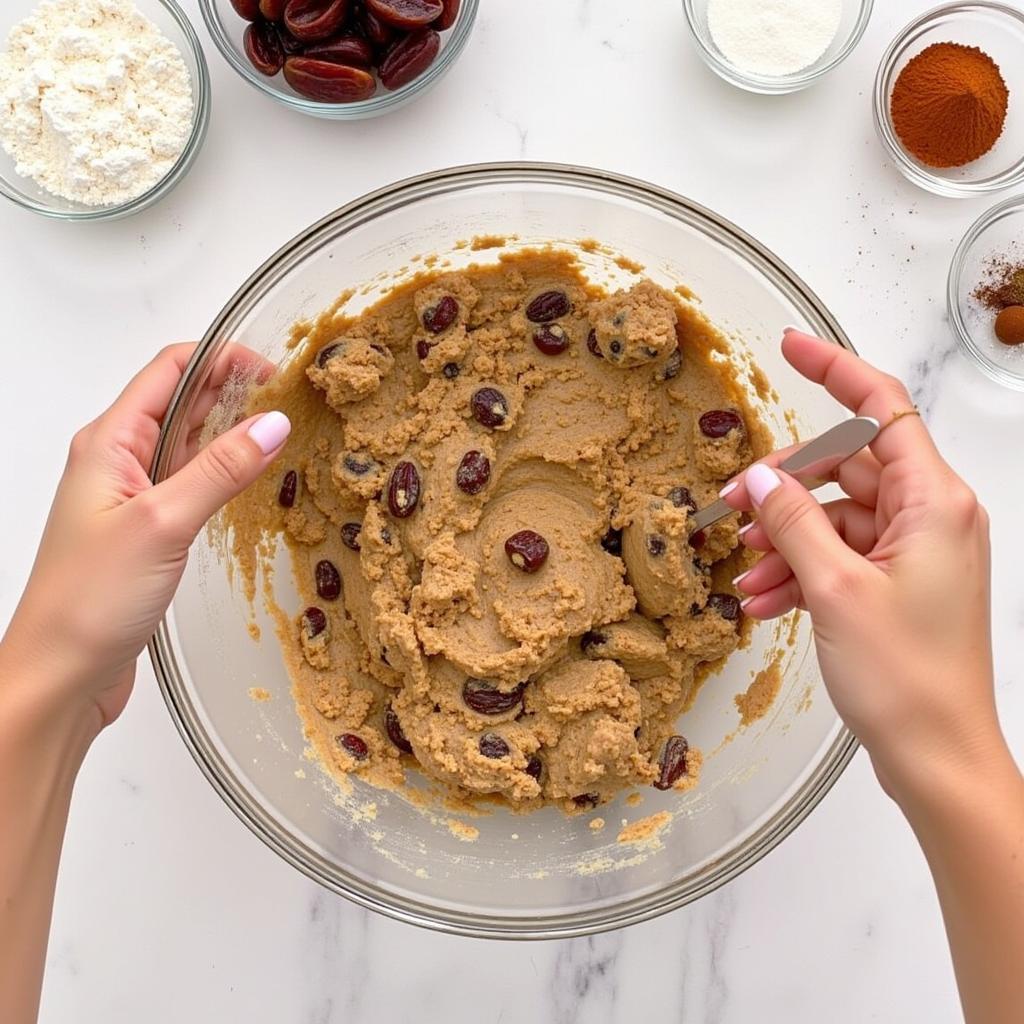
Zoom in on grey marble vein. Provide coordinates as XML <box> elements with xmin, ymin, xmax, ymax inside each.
<box><xmin>301</xmin><ymin>886</ymin><xmax>354</xmax><ymax>1024</ymax></box>
<box><xmin>488</xmin><ymin>98</ymin><xmax>529</xmax><ymax>159</ymax></box>
<box><xmin>905</xmin><ymin>327</ymin><xmax>960</xmax><ymax>420</ymax></box>
<box><xmin>549</xmin><ymin>932</ymin><xmax>623</xmax><ymax>1024</ymax></box>
<box><xmin>675</xmin><ymin>887</ymin><xmax>737</xmax><ymax>1023</ymax></box>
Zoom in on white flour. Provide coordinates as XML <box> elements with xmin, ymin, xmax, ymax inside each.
<box><xmin>0</xmin><ymin>0</ymin><xmax>193</xmax><ymax>206</ymax></box>
<box><xmin>707</xmin><ymin>0</ymin><xmax>843</xmax><ymax>78</ymax></box>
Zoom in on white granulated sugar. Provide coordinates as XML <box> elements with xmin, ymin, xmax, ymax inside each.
<box><xmin>0</xmin><ymin>0</ymin><xmax>193</xmax><ymax>206</ymax></box>
<box><xmin>707</xmin><ymin>0</ymin><xmax>843</xmax><ymax>78</ymax></box>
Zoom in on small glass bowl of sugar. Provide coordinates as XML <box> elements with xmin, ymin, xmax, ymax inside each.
<box><xmin>0</xmin><ymin>0</ymin><xmax>210</xmax><ymax>221</ymax></box>
<box><xmin>682</xmin><ymin>0</ymin><xmax>874</xmax><ymax>94</ymax></box>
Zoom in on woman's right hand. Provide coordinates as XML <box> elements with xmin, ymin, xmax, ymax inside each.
<box><xmin>720</xmin><ymin>330</ymin><xmax>1002</xmax><ymax>804</ymax></box>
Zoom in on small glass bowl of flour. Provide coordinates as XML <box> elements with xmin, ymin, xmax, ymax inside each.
<box><xmin>682</xmin><ymin>0</ymin><xmax>874</xmax><ymax>94</ymax></box>
<box><xmin>0</xmin><ymin>0</ymin><xmax>210</xmax><ymax>220</ymax></box>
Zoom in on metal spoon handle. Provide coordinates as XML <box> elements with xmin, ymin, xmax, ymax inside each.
<box><xmin>688</xmin><ymin>416</ymin><xmax>881</xmax><ymax>535</ymax></box>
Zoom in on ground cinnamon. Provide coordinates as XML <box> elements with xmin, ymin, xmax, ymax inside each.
<box><xmin>975</xmin><ymin>257</ymin><xmax>1024</xmax><ymax>310</ymax></box>
<box><xmin>891</xmin><ymin>42</ymin><xmax>1008</xmax><ymax>168</ymax></box>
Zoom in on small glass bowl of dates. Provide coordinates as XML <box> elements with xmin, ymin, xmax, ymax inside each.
<box><xmin>200</xmin><ymin>0</ymin><xmax>478</xmax><ymax>118</ymax></box>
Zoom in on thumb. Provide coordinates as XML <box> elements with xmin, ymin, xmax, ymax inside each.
<box><xmin>744</xmin><ymin>463</ymin><xmax>861</xmax><ymax>588</ymax></box>
<box><xmin>149</xmin><ymin>411</ymin><xmax>291</xmax><ymax>540</ymax></box>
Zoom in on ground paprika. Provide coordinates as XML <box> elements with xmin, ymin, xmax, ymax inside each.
<box><xmin>890</xmin><ymin>42</ymin><xmax>1008</xmax><ymax>168</ymax></box>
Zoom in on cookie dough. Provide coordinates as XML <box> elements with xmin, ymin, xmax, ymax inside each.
<box><xmin>591</xmin><ymin>279</ymin><xmax>679</xmax><ymax>366</ymax></box>
<box><xmin>224</xmin><ymin>250</ymin><xmax>769</xmax><ymax>813</ymax></box>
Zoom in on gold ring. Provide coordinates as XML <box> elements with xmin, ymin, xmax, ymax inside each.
<box><xmin>881</xmin><ymin>408</ymin><xmax>921</xmax><ymax>431</ymax></box>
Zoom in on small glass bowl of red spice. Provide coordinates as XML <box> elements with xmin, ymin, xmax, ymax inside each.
<box><xmin>199</xmin><ymin>0</ymin><xmax>478</xmax><ymax>119</ymax></box>
<box><xmin>949</xmin><ymin>194</ymin><xmax>1024</xmax><ymax>389</ymax></box>
<box><xmin>874</xmin><ymin>2</ymin><xmax>1024</xmax><ymax>197</ymax></box>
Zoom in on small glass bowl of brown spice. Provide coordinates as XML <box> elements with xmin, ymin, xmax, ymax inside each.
<box><xmin>874</xmin><ymin>2</ymin><xmax>1024</xmax><ymax>197</ymax></box>
<box><xmin>949</xmin><ymin>194</ymin><xmax>1024</xmax><ymax>390</ymax></box>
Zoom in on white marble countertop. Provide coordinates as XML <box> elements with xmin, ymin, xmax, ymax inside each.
<box><xmin>2</xmin><ymin>0</ymin><xmax>1021</xmax><ymax>1020</ymax></box>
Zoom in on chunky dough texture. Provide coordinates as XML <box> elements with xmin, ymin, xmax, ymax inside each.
<box><xmin>225</xmin><ymin>251</ymin><xmax>769</xmax><ymax>813</ymax></box>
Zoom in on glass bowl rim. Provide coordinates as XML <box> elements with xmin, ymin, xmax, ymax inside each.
<box><xmin>681</xmin><ymin>0</ymin><xmax>875</xmax><ymax>95</ymax></box>
<box><xmin>197</xmin><ymin>0</ymin><xmax>479</xmax><ymax>118</ymax></box>
<box><xmin>148</xmin><ymin>161</ymin><xmax>860</xmax><ymax>939</ymax></box>
<box><xmin>0</xmin><ymin>0</ymin><xmax>211</xmax><ymax>222</ymax></box>
<box><xmin>872</xmin><ymin>1</ymin><xmax>1024</xmax><ymax>199</ymax></box>
<box><xmin>947</xmin><ymin>192</ymin><xmax>1024</xmax><ymax>390</ymax></box>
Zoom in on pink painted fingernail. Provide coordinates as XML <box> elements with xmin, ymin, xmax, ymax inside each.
<box><xmin>247</xmin><ymin>411</ymin><xmax>291</xmax><ymax>455</ymax></box>
<box><xmin>738</xmin><ymin>521</ymin><xmax>756</xmax><ymax>537</ymax></box>
<box><xmin>732</xmin><ymin>569</ymin><xmax>750</xmax><ymax>587</ymax></box>
<box><xmin>746</xmin><ymin>464</ymin><xmax>781</xmax><ymax>507</ymax></box>
<box><xmin>719</xmin><ymin>480</ymin><xmax>739</xmax><ymax>499</ymax></box>
<box><xmin>740</xmin><ymin>595</ymin><xmax>756</xmax><ymax>610</ymax></box>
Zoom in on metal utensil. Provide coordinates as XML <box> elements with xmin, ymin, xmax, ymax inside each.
<box><xmin>688</xmin><ymin>416</ymin><xmax>881</xmax><ymax>535</ymax></box>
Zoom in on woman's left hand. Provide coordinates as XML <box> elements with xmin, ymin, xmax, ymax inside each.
<box><xmin>0</xmin><ymin>343</ymin><xmax>289</xmax><ymax>735</ymax></box>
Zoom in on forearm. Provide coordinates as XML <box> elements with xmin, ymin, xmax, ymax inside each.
<box><xmin>0</xmin><ymin>646</ymin><xmax>97</xmax><ymax>1024</ymax></box>
<box><xmin>882</xmin><ymin>736</ymin><xmax>1024</xmax><ymax>1024</ymax></box>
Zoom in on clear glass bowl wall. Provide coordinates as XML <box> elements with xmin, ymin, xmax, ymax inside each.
<box><xmin>948</xmin><ymin>194</ymin><xmax>1024</xmax><ymax>390</ymax></box>
<box><xmin>151</xmin><ymin>164</ymin><xmax>857</xmax><ymax>939</ymax></box>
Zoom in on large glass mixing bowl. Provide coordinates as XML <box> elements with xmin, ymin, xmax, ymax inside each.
<box><xmin>150</xmin><ymin>163</ymin><xmax>857</xmax><ymax>939</ymax></box>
